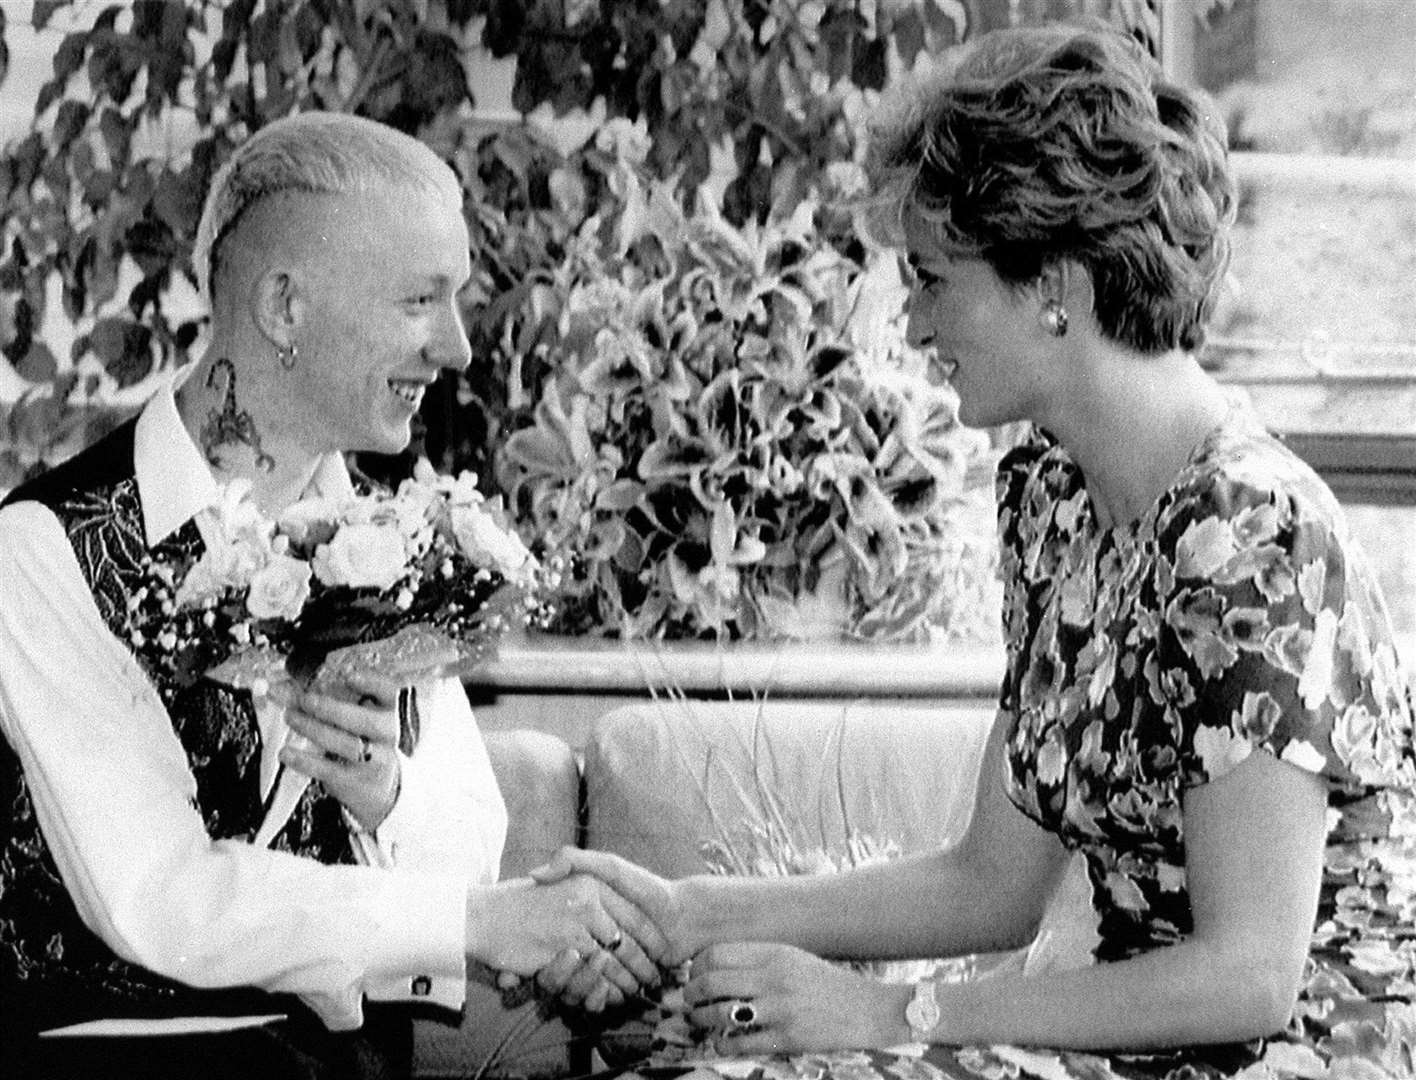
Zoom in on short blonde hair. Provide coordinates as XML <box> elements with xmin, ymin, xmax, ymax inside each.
<box><xmin>193</xmin><ymin>111</ymin><xmax>461</xmax><ymax>300</ymax></box>
<box><xmin>869</xmin><ymin>25</ymin><xmax>1235</xmax><ymax>355</ymax></box>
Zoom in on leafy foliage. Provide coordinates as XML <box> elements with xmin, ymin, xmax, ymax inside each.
<box><xmin>494</xmin><ymin>149</ymin><xmax>994</xmax><ymax>641</ymax></box>
<box><xmin>0</xmin><ymin>0</ymin><xmax>493</xmax><ymax>488</ymax></box>
<box><xmin>0</xmin><ymin>0</ymin><xmax>1159</xmax><ymax>637</ymax></box>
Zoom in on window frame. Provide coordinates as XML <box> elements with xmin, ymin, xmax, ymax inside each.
<box><xmin>1160</xmin><ymin>1</ymin><xmax>1416</xmax><ymax>505</ymax></box>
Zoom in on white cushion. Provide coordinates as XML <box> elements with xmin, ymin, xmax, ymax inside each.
<box><xmin>582</xmin><ymin>699</ymin><xmax>994</xmax><ymax>879</ymax></box>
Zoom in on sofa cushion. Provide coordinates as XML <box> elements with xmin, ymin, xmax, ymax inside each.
<box><xmin>414</xmin><ymin>729</ymin><xmax>581</xmax><ymax>1079</ymax></box>
<box><xmin>484</xmin><ymin>729</ymin><xmax>582</xmax><ymax>879</ymax></box>
<box><xmin>582</xmin><ymin>699</ymin><xmax>993</xmax><ymax>880</ymax></box>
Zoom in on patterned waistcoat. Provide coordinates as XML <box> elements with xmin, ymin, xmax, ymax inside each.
<box><xmin>0</xmin><ymin>421</ymin><xmax>354</xmax><ymax>1037</ymax></box>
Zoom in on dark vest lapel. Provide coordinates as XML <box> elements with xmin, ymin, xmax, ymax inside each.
<box><xmin>0</xmin><ymin>420</ymin><xmax>351</xmax><ymax>1035</ymax></box>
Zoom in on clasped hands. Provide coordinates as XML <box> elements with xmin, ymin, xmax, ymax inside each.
<box><xmin>491</xmin><ymin>849</ymin><xmax>903</xmax><ymax>1056</ymax></box>
<box><xmin>277</xmin><ymin>676</ymin><xmax>890</xmax><ymax>1048</ymax></box>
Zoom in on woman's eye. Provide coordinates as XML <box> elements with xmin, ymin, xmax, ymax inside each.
<box><xmin>910</xmin><ymin>264</ymin><xmax>946</xmax><ymax>291</ymax></box>
<box><xmin>408</xmin><ymin>294</ymin><xmax>436</xmax><ymax>307</ymax></box>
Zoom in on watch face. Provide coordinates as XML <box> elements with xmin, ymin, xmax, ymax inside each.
<box><xmin>906</xmin><ymin>980</ymin><xmax>940</xmax><ymax>1038</ymax></box>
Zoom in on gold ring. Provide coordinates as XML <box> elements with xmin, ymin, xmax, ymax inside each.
<box><xmin>359</xmin><ymin>736</ymin><xmax>373</xmax><ymax>763</ymax></box>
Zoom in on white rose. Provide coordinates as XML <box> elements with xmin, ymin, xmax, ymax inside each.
<box><xmin>450</xmin><ymin>504</ymin><xmax>533</xmax><ymax>578</ymax></box>
<box><xmin>246</xmin><ymin>554</ymin><xmax>314</xmax><ymax>621</ymax></box>
<box><xmin>313</xmin><ymin>523</ymin><xmax>408</xmax><ymax>591</ymax></box>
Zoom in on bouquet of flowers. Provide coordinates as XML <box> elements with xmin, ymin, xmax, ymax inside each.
<box><xmin>174</xmin><ymin>460</ymin><xmax>537</xmax><ymax>677</ymax></box>
<box><xmin>127</xmin><ymin>459</ymin><xmax>540</xmax><ymax>844</ymax></box>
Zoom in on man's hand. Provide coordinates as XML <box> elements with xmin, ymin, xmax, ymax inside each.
<box><xmin>531</xmin><ymin>874</ymin><xmax>671</xmax><ymax>1012</ymax></box>
<box><xmin>279</xmin><ymin>669</ymin><xmax>404</xmax><ymax>831</ymax></box>
<box><xmin>532</xmin><ymin>847</ymin><xmax>692</xmax><ymax>964</ymax></box>
<box><xmin>470</xmin><ymin>875</ymin><xmax>663</xmax><ymax>1006</ymax></box>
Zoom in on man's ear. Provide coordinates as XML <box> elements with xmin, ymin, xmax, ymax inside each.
<box><xmin>251</xmin><ymin>268</ymin><xmax>305</xmax><ymax>349</ymax></box>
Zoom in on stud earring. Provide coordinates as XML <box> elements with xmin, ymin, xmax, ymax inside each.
<box><xmin>1040</xmin><ymin>300</ymin><xmax>1068</xmax><ymax>338</ymax></box>
<box><xmin>277</xmin><ymin>342</ymin><xmax>298</xmax><ymax>370</ymax></box>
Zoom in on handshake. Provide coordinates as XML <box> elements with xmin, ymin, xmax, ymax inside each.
<box><xmin>463</xmin><ymin>846</ymin><xmax>897</xmax><ymax>1057</ymax></box>
<box><xmin>467</xmin><ymin>847</ymin><xmax>686</xmax><ymax>1015</ymax></box>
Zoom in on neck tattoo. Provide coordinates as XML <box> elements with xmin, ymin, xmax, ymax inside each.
<box><xmin>200</xmin><ymin>358</ymin><xmax>275</xmax><ymax>473</ymax></box>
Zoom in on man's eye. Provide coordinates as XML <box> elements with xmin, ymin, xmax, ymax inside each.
<box><xmin>408</xmin><ymin>294</ymin><xmax>436</xmax><ymax>307</ymax></box>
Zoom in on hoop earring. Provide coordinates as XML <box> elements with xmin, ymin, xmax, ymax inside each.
<box><xmin>277</xmin><ymin>342</ymin><xmax>298</xmax><ymax>370</ymax></box>
<box><xmin>1040</xmin><ymin>300</ymin><xmax>1068</xmax><ymax>338</ymax></box>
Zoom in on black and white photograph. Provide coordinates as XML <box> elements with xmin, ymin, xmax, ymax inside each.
<box><xmin>1</xmin><ymin>2</ymin><xmax>1413</xmax><ymax>1077</ymax></box>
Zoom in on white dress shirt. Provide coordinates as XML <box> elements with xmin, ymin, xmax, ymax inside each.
<box><xmin>0</xmin><ymin>375</ymin><xmax>507</xmax><ymax>1031</ymax></box>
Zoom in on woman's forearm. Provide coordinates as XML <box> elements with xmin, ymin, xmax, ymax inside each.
<box><xmin>681</xmin><ymin>845</ymin><xmax>1063</xmax><ymax>962</ymax></box>
<box><xmin>679</xmin><ymin>716</ymin><xmax>1071</xmax><ymax>963</ymax></box>
<box><xmin>930</xmin><ymin>935</ymin><xmax>1295</xmax><ymax>1051</ymax></box>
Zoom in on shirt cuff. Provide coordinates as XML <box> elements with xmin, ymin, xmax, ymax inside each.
<box><xmin>360</xmin><ymin>870</ymin><xmax>468</xmax><ymax>1012</ymax></box>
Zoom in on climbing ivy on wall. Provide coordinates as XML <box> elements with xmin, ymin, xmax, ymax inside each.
<box><xmin>0</xmin><ymin>0</ymin><xmax>1160</xmax><ymax>489</ymax></box>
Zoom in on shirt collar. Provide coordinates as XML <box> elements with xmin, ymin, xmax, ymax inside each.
<box><xmin>134</xmin><ymin>367</ymin><xmax>354</xmax><ymax>546</ymax></box>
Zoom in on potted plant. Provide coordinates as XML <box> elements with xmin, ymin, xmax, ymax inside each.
<box><xmin>492</xmin><ymin>154</ymin><xmax>999</xmax><ymax>648</ymax></box>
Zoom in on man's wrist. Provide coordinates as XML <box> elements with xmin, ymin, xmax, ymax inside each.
<box><xmin>463</xmin><ymin>882</ymin><xmax>499</xmax><ymax>965</ymax></box>
<box><xmin>346</xmin><ymin>758</ymin><xmax>403</xmax><ymax>835</ymax></box>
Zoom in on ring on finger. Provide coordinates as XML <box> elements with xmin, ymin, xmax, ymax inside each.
<box><xmin>727</xmin><ymin>999</ymin><xmax>757</xmax><ymax>1032</ymax></box>
<box><xmin>359</xmin><ymin>735</ymin><xmax>373</xmax><ymax>763</ymax></box>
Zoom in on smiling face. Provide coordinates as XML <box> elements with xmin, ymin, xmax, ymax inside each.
<box><xmin>901</xmin><ymin>213</ymin><xmax>1055</xmax><ymax>430</ymax></box>
<box><xmin>280</xmin><ymin>186</ymin><xmax>473</xmax><ymax>456</ymax></box>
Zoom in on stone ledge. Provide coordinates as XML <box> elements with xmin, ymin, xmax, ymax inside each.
<box><xmin>464</xmin><ymin>636</ymin><xmax>1006</xmax><ymax>699</ymax></box>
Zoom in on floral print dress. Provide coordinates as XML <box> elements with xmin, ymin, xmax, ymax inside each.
<box><xmin>634</xmin><ymin>409</ymin><xmax>1416</xmax><ymax>1080</ymax></box>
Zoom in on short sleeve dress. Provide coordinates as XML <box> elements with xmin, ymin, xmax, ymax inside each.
<box><xmin>991</xmin><ymin>407</ymin><xmax>1416</xmax><ymax>1076</ymax></box>
<box><xmin>630</xmin><ymin>408</ymin><xmax>1416</xmax><ymax>1080</ymax></box>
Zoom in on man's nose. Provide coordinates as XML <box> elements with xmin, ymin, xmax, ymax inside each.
<box><xmin>428</xmin><ymin>301</ymin><xmax>472</xmax><ymax>373</ymax></box>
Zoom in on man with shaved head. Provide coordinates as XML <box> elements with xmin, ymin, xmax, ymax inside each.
<box><xmin>0</xmin><ymin>113</ymin><xmax>659</xmax><ymax>1078</ymax></box>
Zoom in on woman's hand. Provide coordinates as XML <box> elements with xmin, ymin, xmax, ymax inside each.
<box><xmin>279</xmin><ymin>669</ymin><xmax>404</xmax><ymax>832</ymax></box>
<box><xmin>531</xmin><ymin>847</ymin><xmax>694</xmax><ymax>965</ymax></box>
<box><xmin>682</xmin><ymin>943</ymin><xmax>910</xmax><ymax>1055</ymax></box>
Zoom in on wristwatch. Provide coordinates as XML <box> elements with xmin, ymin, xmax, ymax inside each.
<box><xmin>904</xmin><ymin>979</ymin><xmax>940</xmax><ymax>1042</ymax></box>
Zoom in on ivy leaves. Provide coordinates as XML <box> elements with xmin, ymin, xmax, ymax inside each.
<box><xmin>0</xmin><ymin>0</ymin><xmax>1162</xmax><ymax>498</ymax></box>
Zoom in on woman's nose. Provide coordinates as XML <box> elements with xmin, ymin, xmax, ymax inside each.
<box><xmin>904</xmin><ymin>297</ymin><xmax>935</xmax><ymax>351</ymax></box>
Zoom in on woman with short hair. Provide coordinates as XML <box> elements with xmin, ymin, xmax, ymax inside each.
<box><xmin>540</xmin><ymin>24</ymin><xmax>1416</xmax><ymax>1078</ymax></box>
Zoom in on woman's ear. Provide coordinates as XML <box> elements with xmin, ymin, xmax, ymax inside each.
<box><xmin>1034</xmin><ymin>260</ymin><xmax>1094</xmax><ymax>338</ymax></box>
<box><xmin>251</xmin><ymin>268</ymin><xmax>304</xmax><ymax>350</ymax></box>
